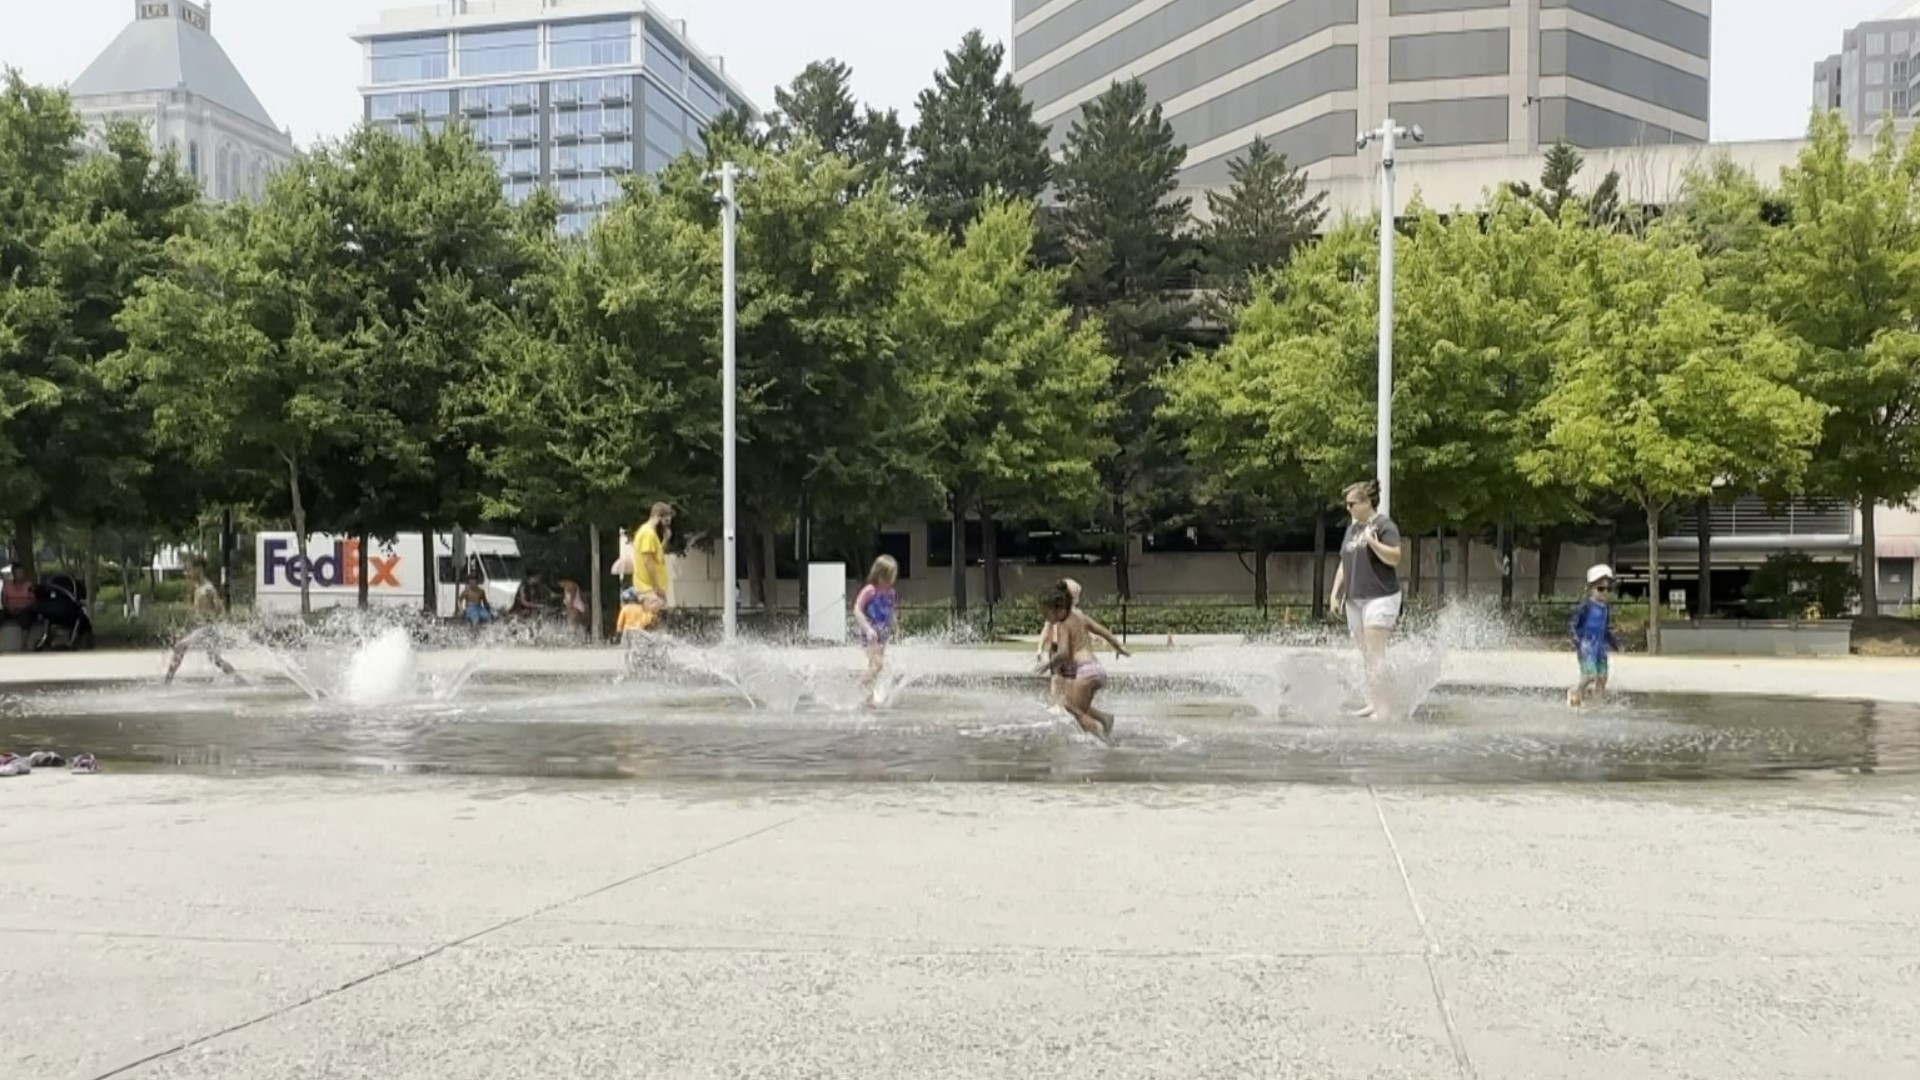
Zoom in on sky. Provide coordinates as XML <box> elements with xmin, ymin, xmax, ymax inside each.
<box><xmin>0</xmin><ymin>0</ymin><xmax>1905</xmax><ymax>148</ymax></box>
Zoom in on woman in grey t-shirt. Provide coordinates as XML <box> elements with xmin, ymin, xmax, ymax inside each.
<box><xmin>1328</xmin><ymin>479</ymin><xmax>1404</xmax><ymax>718</ymax></box>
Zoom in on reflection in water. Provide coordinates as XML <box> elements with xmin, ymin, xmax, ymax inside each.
<box><xmin>5</xmin><ymin>668</ymin><xmax>1916</xmax><ymax>785</ymax></box>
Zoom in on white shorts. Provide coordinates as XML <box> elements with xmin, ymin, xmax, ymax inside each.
<box><xmin>1345</xmin><ymin>593</ymin><xmax>1403</xmax><ymax>636</ymax></box>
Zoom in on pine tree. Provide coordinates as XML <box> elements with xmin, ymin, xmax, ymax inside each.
<box><xmin>1508</xmin><ymin>139</ymin><xmax>1625</xmax><ymax>229</ymax></box>
<box><xmin>1054</xmin><ymin>78</ymin><xmax>1195</xmax><ymax>597</ymax></box>
<box><xmin>767</xmin><ymin>59</ymin><xmax>903</xmax><ymax>185</ymax></box>
<box><xmin>905</xmin><ymin>30</ymin><xmax>1052</xmax><ymax>241</ymax></box>
<box><xmin>1200</xmin><ymin>136</ymin><xmax>1326</xmax><ymax>304</ymax></box>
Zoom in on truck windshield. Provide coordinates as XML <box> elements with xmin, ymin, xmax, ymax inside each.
<box><xmin>481</xmin><ymin>554</ymin><xmax>524</xmax><ymax>582</ymax></box>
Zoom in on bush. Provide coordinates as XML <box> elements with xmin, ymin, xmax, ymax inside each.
<box><xmin>1745</xmin><ymin>552</ymin><xmax>1858</xmax><ymax>619</ymax></box>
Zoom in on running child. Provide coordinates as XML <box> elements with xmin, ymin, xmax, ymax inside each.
<box><xmin>1037</xmin><ymin>582</ymin><xmax>1130</xmax><ymax>743</ymax></box>
<box><xmin>853</xmin><ymin>555</ymin><xmax>899</xmax><ymax>707</ymax></box>
<box><xmin>1567</xmin><ymin>564</ymin><xmax>1621</xmax><ymax>708</ymax></box>
<box><xmin>1035</xmin><ymin>577</ymin><xmax>1084</xmax><ymax>711</ymax></box>
<box><xmin>164</xmin><ymin>558</ymin><xmax>239</xmax><ymax>684</ymax></box>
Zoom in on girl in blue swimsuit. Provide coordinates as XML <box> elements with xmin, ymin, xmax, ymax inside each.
<box><xmin>854</xmin><ymin>555</ymin><xmax>899</xmax><ymax>707</ymax></box>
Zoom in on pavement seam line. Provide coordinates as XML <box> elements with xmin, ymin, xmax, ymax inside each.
<box><xmin>1369</xmin><ymin>786</ymin><xmax>1478</xmax><ymax>1080</ymax></box>
<box><xmin>86</xmin><ymin>812</ymin><xmax>805</xmax><ymax>1080</ymax></box>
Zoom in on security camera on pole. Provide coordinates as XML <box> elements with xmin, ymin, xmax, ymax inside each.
<box><xmin>1354</xmin><ymin>120</ymin><xmax>1424</xmax><ymax>518</ymax></box>
<box><xmin>703</xmin><ymin>161</ymin><xmax>755</xmax><ymax>641</ymax></box>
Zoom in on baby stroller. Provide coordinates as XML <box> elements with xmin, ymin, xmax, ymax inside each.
<box><xmin>31</xmin><ymin>575</ymin><xmax>95</xmax><ymax>651</ymax></box>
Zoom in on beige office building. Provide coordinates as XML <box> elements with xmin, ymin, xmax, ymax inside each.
<box><xmin>1012</xmin><ymin>0</ymin><xmax>1711</xmax><ymax>189</ymax></box>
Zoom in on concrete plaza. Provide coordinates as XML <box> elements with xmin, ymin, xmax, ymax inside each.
<box><xmin>3</xmin><ymin>772</ymin><xmax>1918</xmax><ymax>1079</ymax></box>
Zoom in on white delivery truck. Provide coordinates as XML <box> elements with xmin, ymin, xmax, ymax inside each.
<box><xmin>253</xmin><ymin>532</ymin><xmax>524</xmax><ymax>618</ymax></box>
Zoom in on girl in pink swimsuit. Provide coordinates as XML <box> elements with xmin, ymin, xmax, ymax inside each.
<box><xmin>1037</xmin><ymin>582</ymin><xmax>1129</xmax><ymax>743</ymax></box>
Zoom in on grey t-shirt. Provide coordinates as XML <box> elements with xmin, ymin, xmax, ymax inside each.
<box><xmin>1341</xmin><ymin>515</ymin><xmax>1402</xmax><ymax>601</ymax></box>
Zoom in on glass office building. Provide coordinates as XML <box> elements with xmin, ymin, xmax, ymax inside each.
<box><xmin>355</xmin><ymin>0</ymin><xmax>754</xmax><ymax>235</ymax></box>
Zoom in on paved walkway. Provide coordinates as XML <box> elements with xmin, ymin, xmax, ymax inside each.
<box><xmin>3</xmin><ymin>775</ymin><xmax>1917</xmax><ymax>1079</ymax></box>
<box><xmin>7</xmin><ymin>642</ymin><xmax>1920</xmax><ymax>703</ymax></box>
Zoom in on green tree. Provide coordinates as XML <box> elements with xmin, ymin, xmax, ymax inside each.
<box><xmin>1761</xmin><ymin>112</ymin><xmax>1920</xmax><ymax>616</ymax></box>
<box><xmin>767</xmin><ymin>60</ymin><xmax>904</xmax><ymax>190</ymax></box>
<box><xmin>1198</xmin><ymin>136</ymin><xmax>1326</xmax><ymax>306</ymax></box>
<box><xmin>649</xmin><ymin>137</ymin><xmax>934</xmax><ymax>605</ymax></box>
<box><xmin>1161</xmin><ymin>223</ymin><xmax>1377</xmax><ymax>607</ymax></box>
<box><xmin>905</xmin><ymin>30</ymin><xmax>1052</xmax><ymax>241</ymax></box>
<box><xmin>470</xmin><ymin>172</ymin><xmax>721</xmax><ymax>534</ymax></box>
<box><xmin>1520</xmin><ymin>225</ymin><xmax>1826</xmax><ymax>652</ymax></box>
<box><xmin>895</xmin><ymin>197</ymin><xmax>1116</xmax><ymax>611</ymax></box>
<box><xmin>111</xmin><ymin>195</ymin><xmax>363</xmax><ymax>616</ymax></box>
<box><xmin>0</xmin><ymin>73</ymin><xmax>202</xmax><ymax>570</ymax></box>
<box><xmin>1054</xmin><ymin>78</ymin><xmax>1195</xmax><ymax>596</ymax></box>
<box><xmin>1507</xmin><ymin>139</ymin><xmax>1623</xmax><ymax>228</ymax></box>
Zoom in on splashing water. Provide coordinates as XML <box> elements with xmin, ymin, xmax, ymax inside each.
<box><xmin>341</xmin><ymin>627</ymin><xmax>416</xmax><ymax>705</ymax></box>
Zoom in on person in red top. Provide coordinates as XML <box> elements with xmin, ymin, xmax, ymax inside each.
<box><xmin>1</xmin><ymin>565</ymin><xmax>37</xmax><ymax>632</ymax></box>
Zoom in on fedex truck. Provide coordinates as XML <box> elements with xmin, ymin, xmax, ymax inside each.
<box><xmin>253</xmin><ymin>532</ymin><xmax>523</xmax><ymax>618</ymax></box>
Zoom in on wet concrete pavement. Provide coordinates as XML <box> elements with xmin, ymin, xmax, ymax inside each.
<box><xmin>4</xmin><ymin>774</ymin><xmax>1918</xmax><ymax>1079</ymax></box>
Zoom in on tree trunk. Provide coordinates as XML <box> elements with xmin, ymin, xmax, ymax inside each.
<box><xmin>356</xmin><ymin>532</ymin><xmax>370</xmax><ymax>610</ymax></box>
<box><xmin>218</xmin><ymin>511</ymin><xmax>233</xmax><ymax>610</ymax></box>
<box><xmin>756</xmin><ymin>522</ymin><xmax>771</xmax><ymax>611</ymax></box>
<box><xmin>1695</xmin><ymin>495</ymin><xmax>1711</xmax><ymax>623</ymax></box>
<box><xmin>1435</xmin><ymin>527</ymin><xmax>1447</xmax><ymax>599</ymax></box>
<box><xmin>983</xmin><ymin>512</ymin><xmax>1002</xmax><ymax>605</ymax></box>
<box><xmin>1646</xmin><ymin>511</ymin><xmax>1662</xmax><ymax>655</ymax></box>
<box><xmin>797</xmin><ymin>492</ymin><xmax>812</xmax><ymax>617</ymax></box>
<box><xmin>949</xmin><ymin>497</ymin><xmax>969</xmax><ymax>615</ymax></box>
<box><xmin>1499</xmin><ymin>520</ymin><xmax>1515</xmax><ymax>611</ymax></box>
<box><xmin>1861</xmin><ymin>494</ymin><xmax>1880</xmax><ymax>617</ymax></box>
<box><xmin>1311</xmin><ymin>510</ymin><xmax>1328</xmax><ymax>620</ymax></box>
<box><xmin>1252</xmin><ymin>534</ymin><xmax>1270</xmax><ymax>610</ymax></box>
<box><xmin>1407</xmin><ymin>533</ymin><xmax>1424</xmax><ymax>595</ymax></box>
<box><xmin>1457</xmin><ymin>532</ymin><xmax>1470</xmax><ymax>597</ymax></box>
<box><xmin>85</xmin><ymin>528</ymin><xmax>99</xmax><ymax>612</ymax></box>
<box><xmin>452</xmin><ymin>526</ymin><xmax>468</xmax><ymax>588</ymax></box>
<box><xmin>745</xmin><ymin>520</ymin><xmax>765</xmax><ymax>610</ymax></box>
<box><xmin>286</xmin><ymin>454</ymin><xmax>310</xmax><ymax>618</ymax></box>
<box><xmin>1112</xmin><ymin>496</ymin><xmax>1132</xmax><ymax>600</ymax></box>
<box><xmin>420</xmin><ymin>528</ymin><xmax>435</xmax><ymax>617</ymax></box>
<box><xmin>1537</xmin><ymin>534</ymin><xmax>1562</xmax><ymax>599</ymax></box>
<box><xmin>588</xmin><ymin>523</ymin><xmax>603</xmax><ymax>642</ymax></box>
<box><xmin>9</xmin><ymin>520</ymin><xmax>35</xmax><ymax>578</ymax></box>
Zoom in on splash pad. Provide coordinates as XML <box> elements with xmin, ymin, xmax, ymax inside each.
<box><xmin>5</xmin><ymin>604</ymin><xmax>1917</xmax><ymax>783</ymax></box>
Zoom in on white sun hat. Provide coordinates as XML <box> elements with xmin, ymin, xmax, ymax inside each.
<box><xmin>1586</xmin><ymin>564</ymin><xmax>1615</xmax><ymax>584</ymax></box>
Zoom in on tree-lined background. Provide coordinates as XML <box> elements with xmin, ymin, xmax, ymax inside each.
<box><xmin>4</xmin><ymin>34</ymin><xmax>1919</xmax><ymax>641</ymax></box>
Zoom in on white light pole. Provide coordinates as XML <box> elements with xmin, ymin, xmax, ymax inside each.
<box><xmin>705</xmin><ymin>161</ymin><xmax>753</xmax><ymax>640</ymax></box>
<box><xmin>1355</xmin><ymin>119</ymin><xmax>1424</xmax><ymax>518</ymax></box>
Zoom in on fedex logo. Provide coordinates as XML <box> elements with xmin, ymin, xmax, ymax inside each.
<box><xmin>262</xmin><ymin>539</ymin><xmax>401</xmax><ymax>588</ymax></box>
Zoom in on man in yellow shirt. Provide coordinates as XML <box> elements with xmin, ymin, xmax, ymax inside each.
<box><xmin>617</xmin><ymin>503</ymin><xmax>673</xmax><ymax>640</ymax></box>
<box><xmin>632</xmin><ymin>502</ymin><xmax>672</xmax><ymax>606</ymax></box>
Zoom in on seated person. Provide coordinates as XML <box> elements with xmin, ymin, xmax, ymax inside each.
<box><xmin>0</xmin><ymin>565</ymin><xmax>37</xmax><ymax>631</ymax></box>
<box><xmin>508</xmin><ymin>571</ymin><xmax>552</xmax><ymax>618</ymax></box>
<box><xmin>459</xmin><ymin>573</ymin><xmax>492</xmax><ymax>626</ymax></box>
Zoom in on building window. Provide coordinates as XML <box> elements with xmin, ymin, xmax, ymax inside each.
<box><xmin>644</xmin><ymin>31</ymin><xmax>680</xmax><ymax>81</ymax></box>
<box><xmin>550</xmin><ymin>77</ymin><xmax>629</xmax><ymax>106</ymax></box>
<box><xmin>1870</xmin><ymin>33</ymin><xmax>1888</xmax><ymax>56</ymax></box>
<box><xmin>188</xmin><ymin>140</ymin><xmax>199</xmax><ymax>180</ymax></box>
<box><xmin>688</xmin><ymin>73</ymin><xmax>725</xmax><ymax>121</ymax></box>
<box><xmin>1868</xmin><ymin>89</ymin><xmax>1887</xmax><ymax>114</ymax></box>
<box><xmin>1870</xmin><ymin>61</ymin><xmax>1887</xmax><ymax>85</ymax></box>
<box><xmin>458</xmin><ymin>27</ymin><xmax>538</xmax><ymax>77</ymax></box>
<box><xmin>460</xmin><ymin>83</ymin><xmax>539</xmax><ymax>113</ymax></box>
<box><xmin>644</xmin><ymin>142</ymin><xmax>670</xmax><ymax>173</ymax></box>
<box><xmin>645</xmin><ymin>105</ymin><xmax>683</xmax><ymax>154</ymax></box>
<box><xmin>551</xmin><ymin>18</ymin><xmax>632</xmax><ymax>69</ymax></box>
<box><xmin>370</xmin><ymin>91</ymin><xmax>452</xmax><ymax>121</ymax></box>
<box><xmin>1897</xmin><ymin>31</ymin><xmax>1912</xmax><ymax>52</ymax></box>
<box><xmin>371</xmin><ymin>34</ymin><xmax>449</xmax><ymax>84</ymax></box>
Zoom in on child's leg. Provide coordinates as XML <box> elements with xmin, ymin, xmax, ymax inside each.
<box><xmin>1066</xmin><ymin>676</ymin><xmax>1113</xmax><ymax>740</ymax></box>
<box><xmin>163</xmin><ymin>638</ymin><xmax>188</xmax><ymax>683</ymax></box>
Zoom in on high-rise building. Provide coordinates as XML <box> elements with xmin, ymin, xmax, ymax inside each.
<box><xmin>354</xmin><ymin>0</ymin><xmax>755</xmax><ymax>235</ymax></box>
<box><xmin>1809</xmin><ymin>5</ymin><xmax>1920</xmax><ymax>133</ymax></box>
<box><xmin>1013</xmin><ymin>0</ymin><xmax>1711</xmax><ymax>191</ymax></box>
<box><xmin>68</xmin><ymin>0</ymin><xmax>296</xmax><ymax>202</ymax></box>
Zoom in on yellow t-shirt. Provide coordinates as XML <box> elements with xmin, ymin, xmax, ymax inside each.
<box><xmin>633</xmin><ymin>522</ymin><xmax>667</xmax><ymax>595</ymax></box>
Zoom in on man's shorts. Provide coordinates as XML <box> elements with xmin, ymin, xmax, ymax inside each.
<box><xmin>1577</xmin><ymin>649</ymin><xmax>1610</xmax><ymax>678</ymax></box>
<box><xmin>1345</xmin><ymin>592</ymin><xmax>1403</xmax><ymax>637</ymax></box>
